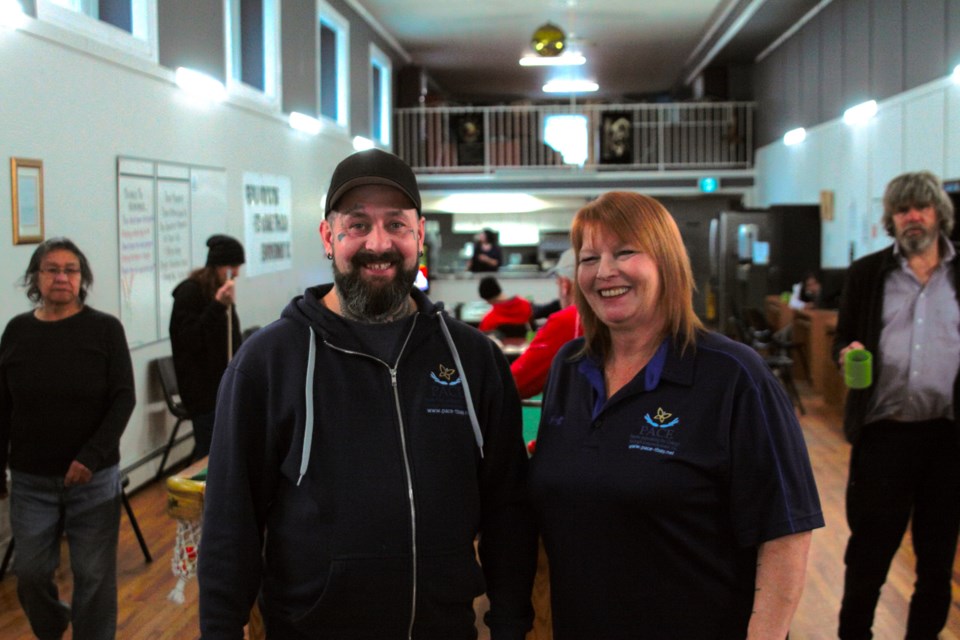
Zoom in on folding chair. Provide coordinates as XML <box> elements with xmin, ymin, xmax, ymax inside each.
<box><xmin>154</xmin><ymin>356</ymin><xmax>195</xmax><ymax>480</ymax></box>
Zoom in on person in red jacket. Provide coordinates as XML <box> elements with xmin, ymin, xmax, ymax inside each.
<box><xmin>477</xmin><ymin>276</ymin><xmax>533</xmax><ymax>333</ymax></box>
<box><xmin>510</xmin><ymin>249</ymin><xmax>580</xmax><ymax>399</ymax></box>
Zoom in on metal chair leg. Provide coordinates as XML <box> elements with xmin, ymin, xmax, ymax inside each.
<box><xmin>155</xmin><ymin>417</ymin><xmax>184</xmax><ymax>480</ymax></box>
<box><xmin>0</xmin><ymin>537</ymin><xmax>13</xmax><ymax>581</ymax></box>
<box><xmin>121</xmin><ymin>476</ymin><xmax>152</xmax><ymax>563</ymax></box>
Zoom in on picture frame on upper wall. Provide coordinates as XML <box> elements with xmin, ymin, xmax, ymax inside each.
<box><xmin>11</xmin><ymin>158</ymin><xmax>44</xmax><ymax>245</ymax></box>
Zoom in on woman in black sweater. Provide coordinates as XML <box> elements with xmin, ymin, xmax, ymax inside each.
<box><xmin>169</xmin><ymin>234</ymin><xmax>244</xmax><ymax>461</ymax></box>
<box><xmin>0</xmin><ymin>237</ymin><xmax>135</xmax><ymax>639</ymax></box>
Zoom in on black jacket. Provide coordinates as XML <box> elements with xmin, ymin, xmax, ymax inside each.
<box><xmin>169</xmin><ymin>278</ymin><xmax>241</xmax><ymax>414</ymax></box>
<box><xmin>198</xmin><ymin>285</ymin><xmax>536</xmax><ymax>639</ymax></box>
<box><xmin>833</xmin><ymin>242</ymin><xmax>960</xmax><ymax>444</ymax></box>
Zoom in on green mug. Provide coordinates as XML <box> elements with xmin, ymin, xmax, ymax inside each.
<box><xmin>844</xmin><ymin>349</ymin><xmax>873</xmax><ymax>389</ymax></box>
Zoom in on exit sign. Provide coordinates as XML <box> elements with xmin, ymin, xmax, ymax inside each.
<box><xmin>699</xmin><ymin>177</ymin><xmax>719</xmax><ymax>193</ymax></box>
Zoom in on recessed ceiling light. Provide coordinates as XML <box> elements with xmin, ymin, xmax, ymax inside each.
<box><xmin>543</xmin><ymin>79</ymin><xmax>598</xmax><ymax>94</ymax></box>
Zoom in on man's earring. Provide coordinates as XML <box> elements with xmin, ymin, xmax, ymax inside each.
<box><xmin>326</xmin><ymin>252</ymin><xmax>333</xmax><ymax>260</ymax></box>
<box><xmin>418</xmin><ymin>250</ymin><xmax>424</xmax><ymax>257</ymax></box>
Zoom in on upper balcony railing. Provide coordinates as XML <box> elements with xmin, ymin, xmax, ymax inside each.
<box><xmin>394</xmin><ymin>102</ymin><xmax>755</xmax><ymax>174</ymax></box>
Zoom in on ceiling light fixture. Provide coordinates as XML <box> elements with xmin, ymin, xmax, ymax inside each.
<box><xmin>531</xmin><ymin>22</ymin><xmax>566</xmax><ymax>57</ymax></box>
<box><xmin>352</xmin><ymin>136</ymin><xmax>374</xmax><ymax>151</ymax></box>
<box><xmin>843</xmin><ymin>100</ymin><xmax>877</xmax><ymax>125</ymax></box>
<box><xmin>288</xmin><ymin>111</ymin><xmax>321</xmax><ymax>135</ymax></box>
<box><xmin>175</xmin><ymin>67</ymin><xmax>227</xmax><ymax>102</ymax></box>
<box><xmin>543</xmin><ymin>79</ymin><xmax>598</xmax><ymax>94</ymax></box>
<box><xmin>519</xmin><ymin>51</ymin><xmax>586</xmax><ymax>67</ymax></box>
<box><xmin>783</xmin><ymin>127</ymin><xmax>806</xmax><ymax>146</ymax></box>
<box><xmin>432</xmin><ymin>193</ymin><xmax>550</xmax><ymax>214</ymax></box>
<box><xmin>0</xmin><ymin>0</ymin><xmax>26</xmax><ymax>29</ymax></box>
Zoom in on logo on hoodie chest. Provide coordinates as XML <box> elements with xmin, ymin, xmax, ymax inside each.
<box><xmin>425</xmin><ymin>363</ymin><xmax>468</xmax><ymax>416</ymax></box>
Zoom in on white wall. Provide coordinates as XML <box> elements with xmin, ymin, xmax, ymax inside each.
<box><xmin>0</xmin><ymin>23</ymin><xmax>351</xmax><ymax>498</ymax></box>
<box><xmin>753</xmin><ymin>74</ymin><xmax>960</xmax><ymax>267</ymax></box>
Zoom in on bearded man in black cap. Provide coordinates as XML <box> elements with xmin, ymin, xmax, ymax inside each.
<box><xmin>169</xmin><ymin>233</ymin><xmax>245</xmax><ymax>462</ymax></box>
<box><xmin>198</xmin><ymin>149</ymin><xmax>536</xmax><ymax>640</ymax></box>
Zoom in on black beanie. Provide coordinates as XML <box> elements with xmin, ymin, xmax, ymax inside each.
<box><xmin>478</xmin><ymin>276</ymin><xmax>502</xmax><ymax>301</ymax></box>
<box><xmin>205</xmin><ymin>234</ymin><xmax>245</xmax><ymax>267</ymax></box>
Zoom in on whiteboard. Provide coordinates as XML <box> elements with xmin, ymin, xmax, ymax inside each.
<box><xmin>117</xmin><ymin>158</ymin><xmax>227</xmax><ymax>348</ymax></box>
<box><xmin>118</xmin><ymin>174</ymin><xmax>158</xmax><ymax>348</ymax></box>
<box><xmin>191</xmin><ymin>168</ymin><xmax>229</xmax><ymax>270</ymax></box>
<box><xmin>157</xmin><ymin>177</ymin><xmax>191</xmax><ymax>339</ymax></box>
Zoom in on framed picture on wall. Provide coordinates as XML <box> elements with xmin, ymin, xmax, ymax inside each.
<box><xmin>599</xmin><ymin>112</ymin><xmax>632</xmax><ymax>164</ymax></box>
<box><xmin>11</xmin><ymin>157</ymin><xmax>44</xmax><ymax>245</ymax></box>
<box><xmin>451</xmin><ymin>115</ymin><xmax>484</xmax><ymax>166</ymax></box>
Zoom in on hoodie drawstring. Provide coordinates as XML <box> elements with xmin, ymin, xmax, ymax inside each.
<box><xmin>297</xmin><ymin>313</ymin><xmax>485</xmax><ymax>487</ymax></box>
<box><xmin>437</xmin><ymin>313</ymin><xmax>484</xmax><ymax>457</ymax></box>
<box><xmin>298</xmin><ymin>327</ymin><xmax>317</xmax><ymax>486</ymax></box>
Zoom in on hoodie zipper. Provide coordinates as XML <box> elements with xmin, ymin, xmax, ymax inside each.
<box><xmin>320</xmin><ymin>316</ymin><xmax>420</xmax><ymax>640</ymax></box>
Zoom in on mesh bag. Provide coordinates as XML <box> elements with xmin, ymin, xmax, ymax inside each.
<box><xmin>166</xmin><ymin>475</ymin><xmax>205</xmax><ymax>604</ymax></box>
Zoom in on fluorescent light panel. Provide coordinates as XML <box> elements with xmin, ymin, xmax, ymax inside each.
<box><xmin>175</xmin><ymin>67</ymin><xmax>227</xmax><ymax>102</ymax></box>
<box><xmin>519</xmin><ymin>52</ymin><xmax>586</xmax><ymax>67</ymax></box>
<box><xmin>783</xmin><ymin>127</ymin><xmax>806</xmax><ymax>146</ymax></box>
<box><xmin>543</xmin><ymin>79</ymin><xmax>598</xmax><ymax>94</ymax></box>
<box><xmin>432</xmin><ymin>193</ymin><xmax>550</xmax><ymax>214</ymax></box>
<box><xmin>843</xmin><ymin>100</ymin><xmax>877</xmax><ymax>125</ymax></box>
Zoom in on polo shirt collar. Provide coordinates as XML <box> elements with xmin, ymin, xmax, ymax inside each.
<box><xmin>578</xmin><ymin>336</ymin><xmax>695</xmax><ymax>417</ymax></box>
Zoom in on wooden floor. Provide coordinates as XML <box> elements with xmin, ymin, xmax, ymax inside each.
<box><xmin>1</xmin><ymin>382</ymin><xmax>959</xmax><ymax>639</ymax></box>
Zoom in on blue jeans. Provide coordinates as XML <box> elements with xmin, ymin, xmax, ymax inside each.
<box><xmin>10</xmin><ymin>465</ymin><xmax>121</xmax><ymax>640</ymax></box>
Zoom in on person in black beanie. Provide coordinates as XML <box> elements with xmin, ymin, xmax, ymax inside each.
<box><xmin>168</xmin><ymin>234</ymin><xmax>245</xmax><ymax>463</ymax></box>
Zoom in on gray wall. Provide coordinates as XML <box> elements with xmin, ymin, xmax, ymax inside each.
<box><xmin>158</xmin><ymin>0</ymin><xmax>226</xmax><ymax>80</ymax></box>
<box><xmin>0</xmin><ymin>0</ymin><xmax>408</xmax><ymax>501</ymax></box>
<box><xmin>753</xmin><ymin>0</ymin><xmax>960</xmax><ymax>146</ymax></box>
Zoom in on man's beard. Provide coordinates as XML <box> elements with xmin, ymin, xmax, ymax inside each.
<box><xmin>897</xmin><ymin>222</ymin><xmax>938</xmax><ymax>256</ymax></box>
<box><xmin>332</xmin><ymin>248</ymin><xmax>419</xmax><ymax>323</ymax></box>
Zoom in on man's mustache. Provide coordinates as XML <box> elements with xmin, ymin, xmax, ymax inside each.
<box><xmin>350</xmin><ymin>249</ymin><xmax>403</xmax><ymax>267</ymax></box>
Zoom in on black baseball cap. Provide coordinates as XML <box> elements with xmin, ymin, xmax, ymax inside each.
<box><xmin>324</xmin><ymin>149</ymin><xmax>422</xmax><ymax>218</ymax></box>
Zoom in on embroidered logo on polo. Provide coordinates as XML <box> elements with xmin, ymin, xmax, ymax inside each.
<box><xmin>629</xmin><ymin>406</ymin><xmax>680</xmax><ymax>455</ymax></box>
<box><xmin>426</xmin><ymin>363</ymin><xmax>468</xmax><ymax>416</ymax></box>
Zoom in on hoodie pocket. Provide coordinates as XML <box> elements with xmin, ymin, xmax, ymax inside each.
<box><xmin>414</xmin><ymin>547</ymin><xmax>487</xmax><ymax>638</ymax></box>
<box><xmin>291</xmin><ymin>555</ymin><xmax>411</xmax><ymax>638</ymax></box>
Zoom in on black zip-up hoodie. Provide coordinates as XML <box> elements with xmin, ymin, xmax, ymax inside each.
<box><xmin>198</xmin><ymin>285</ymin><xmax>536</xmax><ymax>639</ymax></box>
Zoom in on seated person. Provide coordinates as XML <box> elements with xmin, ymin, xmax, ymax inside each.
<box><xmin>788</xmin><ymin>270</ymin><xmax>823</xmax><ymax>310</ymax></box>
<box><xmin>776</xmin><ymin>270</ymin><xmax>823</xmax><ymax>343</ymax></box>
<box><xmin>511</xmin><ymin>249</ymin><xmax>581</xmax><ymax>399</ymax></box>
<box><xmin>477</xmin><ymin>276</ymin><xmax>533</xmax><ymax>334</ymax></box>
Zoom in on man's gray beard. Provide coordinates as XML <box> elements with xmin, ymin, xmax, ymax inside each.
<box><xmin>898</xmin><ymin>225</ymin><xmax>938</xmax><ymax>256</ymax></box>
<box><xmin>332</xmin><ymin>259</ymin><xmax>418</xmax><ymax>323</ymax></box>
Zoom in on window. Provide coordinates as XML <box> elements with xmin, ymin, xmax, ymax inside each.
<box><xmin>369</xmin><ymin>43</ymin><xmax>392</xmax><ymax>146</ymax></box>
<box><xmin>317</xmin><ymin>0</ymin><xmax>349</xmax><ymax>128</ymax></box>
<box><xmin>36</xmin><ymin>0</ymin><xmax>157</xmax><ymax>60</ymax></box>
<box><xmin>225</xmin><ymin>0</ymin><xmax>279</xmax><ymax>103</ymax></box>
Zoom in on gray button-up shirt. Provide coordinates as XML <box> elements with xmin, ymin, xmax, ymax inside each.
<box><xmin>865</xmin><ymin>237</ymin><xmax>960</xmax><ymax>424</ymax></box>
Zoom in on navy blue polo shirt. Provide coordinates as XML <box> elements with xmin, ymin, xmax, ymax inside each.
<box><xmin>528</xmin><ymin>331</ymin><xmax>823</xmax><ymax>639</ymax></box>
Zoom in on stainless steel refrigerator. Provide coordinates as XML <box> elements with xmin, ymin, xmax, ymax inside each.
<box><xmin>709</xmin><ymin>205</ymin><xmax>821</xmax><ymax>335</ymax></box>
